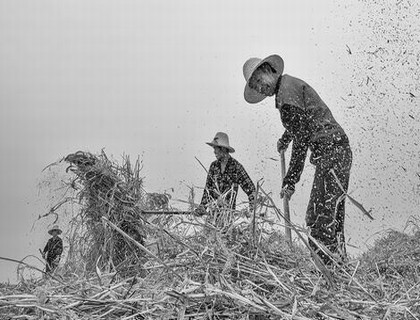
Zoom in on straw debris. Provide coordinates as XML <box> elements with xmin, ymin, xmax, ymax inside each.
<box><xmin>1</xmin><ymin>151</ymin><xmax>419</xmax><ymax>319</ymax></box>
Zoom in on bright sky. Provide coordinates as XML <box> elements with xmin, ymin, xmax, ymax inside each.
<box><xmin>0</xmin><ymin>0</ymin><xmax>419</xmax><ymax>282</ymax></box>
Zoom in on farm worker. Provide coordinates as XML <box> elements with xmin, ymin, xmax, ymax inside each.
<box><xmin>195</xmin><ymin>132</ymin><xmax>256</xmax><ymax>215</ymax></box>
<box><xmin>242</xmin><ymin>54</ymin><xmax>352</xmax><ymax>265</ymax></box>
<box><xmin>42</xmin><ymin>225</ymin><xmax>63</xmax><ymax>273</ymax></box>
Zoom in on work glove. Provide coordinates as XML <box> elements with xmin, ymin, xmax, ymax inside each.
<box><xmin>280</xmin><ymin>185</ymin><xmax>295</xmax><ymax>200</ymax></box>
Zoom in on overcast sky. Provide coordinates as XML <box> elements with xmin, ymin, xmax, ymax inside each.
<box><xmin>0</xmin><ymin>0</ymin><xmax>419</xmax><ymax>282</ymax></box>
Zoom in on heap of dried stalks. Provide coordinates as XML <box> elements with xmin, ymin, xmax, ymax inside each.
<box><xmin>61</xmin><ymin>151</ymin><xmax>153</xmax><ymax>276</ymax></box>
<box><xmin>1</xmin><ymin>151</ymin><xmax>419</xmax><ymax>319</ymax></box>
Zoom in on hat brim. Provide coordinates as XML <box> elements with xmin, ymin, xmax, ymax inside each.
<box><xmin>206</xmin><ymin>142</ymin><xmax>235</xmax><ymax>153</ymax></box>
<box><xmin>244</xmin><ymin>86</ymin><xmax>268</xmax><ymax>104</ymax></box>
<box><xmin>244</xmin><ymin>54</ymin><xmax>284</xmax><ymax>104</ymax></box>
<box><xmin>48</xmin><ymin>229</ymin><xmax>62</xmax><ymax>235</ymax></box>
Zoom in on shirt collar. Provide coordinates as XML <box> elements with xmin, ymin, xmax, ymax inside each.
<box><xmin>275</xmin><ymin>74</ymin><xmax>282</xmax><ymax>95</ymax></box>
<box><xmin>216</xmin><ymin>155</ymin><xmax>232</xmax><ymax>165</ymax></box>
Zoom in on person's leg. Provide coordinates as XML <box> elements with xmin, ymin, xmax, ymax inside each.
<box><xmin>307</xmin><ymin>145</ymin><xmax>353</xmax><ymax>265</ymax></box>
<box><xmin>330</xmin><ymin>145</ymin><xmax>352</xmax><ymax>260</ymax></box>
<box><xmin>306</xmin><ymin>163</ymin><xmax>336</xmax><ymax>265</ymax></box>
<box><xmin>309</xmin><ymin>216</ymin><xmax>337</xmax><ymax>265</ymax></box>
<box><xmin>317</xmin><ymin>145</ymin><xmax>352</xmax><ymax>263</ymax></box>
<box><xmin>322</xmin><ymin>169</ymin><xmax>343</xmax><ymax>259</ymax></box>
<box><xmin>335</xmin><ymin>200</ymin><xmax>347</xmax><ymax>259</ymax></box>
<box><xmin>45</xmin><ymin>260</ymin><xmax>52</xmax><ymax>273</ymax></box>
<box><xmin>50</xmin><ymin>260</ymin><xmax>58</xmax><ymax>273</ymax></box>
<box><xmin>306</xmin><ymin>163</ymin><xmax>325</xmax><ymax>228</ymax></box>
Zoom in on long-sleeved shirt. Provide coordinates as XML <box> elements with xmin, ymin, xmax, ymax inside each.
<box><xmin>200</xmin><ymin>156</ymin><xmax>256</xmax><ymax>209</ymax></box>
<box><xmin>276</xmin><ymin>75</ymin><xmax>349</xmax><ymax>189</ymax></box>
<box><xmin>43</xmin><ymin>237</ymin><xmax>63</xmax><ymax>261</ymax></box>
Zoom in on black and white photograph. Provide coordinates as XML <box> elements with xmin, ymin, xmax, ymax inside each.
<box><xmin>0</xmin><ymin>0</ymin><xmax>419</xmax><ymax>318</ymax></box>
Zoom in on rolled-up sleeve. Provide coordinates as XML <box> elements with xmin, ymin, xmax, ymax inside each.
<box><xmin>277</xmin><ymin>130</ymin><xmax>293</xmax><ymax>150</ymax></box>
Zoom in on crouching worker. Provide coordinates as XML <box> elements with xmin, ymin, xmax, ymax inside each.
<box><xmin>195</xmin><ymin>132</ymin><xmax>256</xmax><ymax>225</ymax></box>
<box><xmin>42</xmin><ymin>225</ymin><xmax>63</xmax><ymax>274</ymax></box>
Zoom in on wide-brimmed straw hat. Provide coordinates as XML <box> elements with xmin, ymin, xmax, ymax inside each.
<box><xmin>243</xmin><ymin>54</ymin><xmax>284</xmax><ymax>104</ymax></box>
<box><xmin>206</xmin><ymin>132</ymin><xmax>235</xmax><ymax>153</ymax></box>
<box><xmin>48</xmin><ymin>225</ymin><xmax>62</xmax><ymax>235</ymax></box>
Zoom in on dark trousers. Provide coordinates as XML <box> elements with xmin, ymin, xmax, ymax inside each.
<box><xmin>306</xmin><ymin>144</ymin><xmax>352</xmax><ymax>265</ymax></box>
<box><xmin>46</xmin><ymin>258</ymin><xmax>59</xmax><ymax>273</ymax></box>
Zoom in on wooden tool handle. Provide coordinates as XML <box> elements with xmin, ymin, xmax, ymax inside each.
<box><xmin>280</xmin><ymin>151</ymin><xmax>292</xmax><ymax>245</ymax></box>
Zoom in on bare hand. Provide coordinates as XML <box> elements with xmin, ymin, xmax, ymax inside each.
<box><xmin>280</xmin><ymin>185</ymin><xmax>294</xmax><ymax>200</ymax></box>
<box><xmin>277</xmin><ymin>141</ymin><xmax>288</xmax><ymax>154</ymax></box>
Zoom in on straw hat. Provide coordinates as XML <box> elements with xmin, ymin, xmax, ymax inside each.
<box><xmin>243</xmin><ymin>54</ymin><xmax>284</xmax><ymax>104</ymax></box>
<box><xmin>48</xmin><ymin>225</ymin><xmax>62</xmax><ymax>235</ymax></box>
<box><xmin>206</xmin><ymin>132</ymin><xmax>235</xmax><ymax>153</ymax></box>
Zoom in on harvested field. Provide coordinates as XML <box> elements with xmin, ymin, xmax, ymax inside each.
<box><xmin>1</xmin><ymin>151</ymin><xmax>419</xmax><ymax>319</ymax></box>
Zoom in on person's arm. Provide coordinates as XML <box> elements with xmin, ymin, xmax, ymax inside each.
<box><xmin>280</xmin><ymin>105</ymin><xmax>311</xmax><ymax>191</ymax></box>
<box><xmin>277</xmin><ymin>130</ymin><xmax>293</xmax><ymax>152</ymax></box>
<box><xmin>56</xmin><ymin>238</ymin><xmax>63</xmax><ymax>256</ymax></box>
<box><xmin>236</xmin><ymin>162</ymin><xmax>256</xmax><ymax>205</ymax></box>
<box><xmin>282</xmin><ymin>138</ymin><xmax>309</xmax><ymax>190</ymax></box>
<box><xmin>199</xmin><ymin>163</ymin><xmax>217</xmax><ymax>211</ymax></box>
<box><xmin>43</xmin><ymin>240</ymin><xmax>50</xmax><ymax>254</ymax></box>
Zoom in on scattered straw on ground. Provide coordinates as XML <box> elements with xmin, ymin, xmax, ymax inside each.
<box><xmin>1</xmin><ymin>151</ymin><xmax>419</xmax><ymax>320</ymax></box>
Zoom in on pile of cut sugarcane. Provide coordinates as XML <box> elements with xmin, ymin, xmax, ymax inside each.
<box><xmin>2</xmin><ymin>224</ymin><xmax>419</xmax><ymax>319</ymax></box>
<box><xmin>1</xmin><ymin>151</ymin><xmax>419</xmax><ymax>319</ymax></box>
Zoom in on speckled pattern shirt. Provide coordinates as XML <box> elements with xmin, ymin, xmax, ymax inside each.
<box><xmin>276</xmin><ymin>75</ymin><xmax>349</xmax><ymax>189</ymax></box>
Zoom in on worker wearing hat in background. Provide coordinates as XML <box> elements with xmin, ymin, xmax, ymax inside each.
<box><xmin>195</xmin><ymin>132</ymin><xmax>256</xmax><ymax>216</ymax></box>
<box><xmin>242</xmin><ymin>55</ymin><xmax>352</xmax><ymax>265</ymax></box>
<box><xmin>42</xmin><ymin>225</ymin><xmax>63</xmax><ymax>273</ymax></box>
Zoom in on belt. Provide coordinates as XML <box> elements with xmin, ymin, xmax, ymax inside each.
<box><xmin>310</xmin><ymin>134</ymin><xmax>349</xmax><ymax>156</ymax></box>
